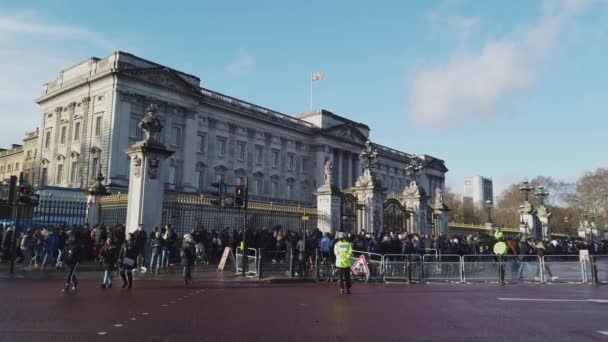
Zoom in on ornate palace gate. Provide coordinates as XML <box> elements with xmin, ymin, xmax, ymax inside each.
<box><xmin>341</xmin><ymin>193</ymin><xmax>357</xmax><ymax>233</ymax></box>
<box><xmin>383</xmin><ymin>197</ymin><xmax>409</xmax><ymax>232</ymax></box>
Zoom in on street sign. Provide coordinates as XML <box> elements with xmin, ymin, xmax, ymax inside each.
<box><xmin>493</xmin><ymin>241</ymin><xmax>507</xmax><ymax>255</ymax></box>
<box><xmin>217</xmin><ymin>247</ymin><xmax>232</xmax><ymax>272</ymax></box>
<box><xmin>301</xmin><ymin>215</ymin><xmax>310</xmax><ymax>221</ymax></box>
<box><xmin>351</xmin><ymin>255</ymin><xmax>369</xmax><ymax>277</ymax></box>
<box><xmin>579</xmin><ymin>249</ymin><xmax>590</xmax><ymax>262</ymax></box>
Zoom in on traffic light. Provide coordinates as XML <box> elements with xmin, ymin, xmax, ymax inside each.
<box><xmin>18</xmin><ymin>185</ymin><xmax>39</xmax><ymax>206</ymax></box>
<box><xmin>210</xmin><ymin>180</ymin><xmax>223</xmax><ymax>208</ymax></box>
<box><xmin>234</xmin><ymin>186</ymin><xmax>245</xmax><ymax>207</ymax></box>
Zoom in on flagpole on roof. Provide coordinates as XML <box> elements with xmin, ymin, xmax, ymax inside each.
<box><xmin>310</xmin><ymin>72</ymin><xmax>313</xmax><ymax>111</ymax></box>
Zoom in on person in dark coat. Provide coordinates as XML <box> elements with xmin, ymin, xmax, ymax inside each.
<box><xmin>62</xmin><ymin>235</ymin><xmax>83</xmax><ymax>293</ymax></box>
<box><xmin>119</xmin><ymin>233</ymin><xmax>138</xmax><ymax>289</ymax></box>
<box><xmin>149</xmin><ymin>231</ymin><xmax>163</xmax><ymax>274</ymax></box>
<box><xmin>180</xmin><ymin>234</ymin><xmax>196</xmax><ymax>285</ymax></box>
<box><xmin>100</xmin><ymin>237</ymin><xmax>119</xmax><ymax>289</ymax></box>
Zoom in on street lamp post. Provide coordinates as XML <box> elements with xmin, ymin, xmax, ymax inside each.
<box><xmin>485</xmin><ymin>199</ymin><xmax>493</xmax><ymax>224</ymax></box>
<box><xmin>519</xmin><ymin>179</ymin><xmax>534</xmax><ymax>202</ymax></box>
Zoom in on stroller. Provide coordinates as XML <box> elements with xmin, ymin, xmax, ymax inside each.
<box><xmin>195</xmin><ymin>243</ymin><xmax>207</xmax><ymax>265</ymax></box>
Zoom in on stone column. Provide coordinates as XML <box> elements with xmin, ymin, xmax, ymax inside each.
<box><xmin>537</xmin><ymin>205</ymin><xmax>551</xmax><ymax>240</ymax></box>
<box><xmin>353</xmin><ymin>170</ymin><xmax>385</xmax><ymax>234</ymax></box>
<box><xmin>125</xmin><ymin>142</ymin><xmax>174</xmax><ymax>234</ymax></box>
<box><xmin>180</xmin><ymin>112</ymin><xmax>197</xmax><ymax>192</ymax></box>
<box><xmin>346</xmin><ymin>151</ymin><xmax>353</xmax><ymax>188</ymax></box>
<box><xmin>316</xmin><ymin>186</ymin><xmax>341</xmax><ymax>234</ymax></box>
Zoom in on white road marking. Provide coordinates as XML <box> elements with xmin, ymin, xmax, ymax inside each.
<box><xmin>142</xmin><ymin>312</ymin><xmax>149</xmax><ymax>315</ymax></box>
<box><xmin>98</xmin><ymin>332</ymin><xmax>107</xmax><ymax>335</ymax></box>
<box><xmin>162</xmin><ymin>304</ymin><xmax>168</xmax><ymax>307</ymax></box>
<box><xmin>114</xmin><ymin>324</ymin><xmax>123</xmax><ymax>327</ymax></box>
<box><xmin>499</xmin><ymin>298</ymin><xmax>608</xmax><ymax>303</ymax></box>
<box><xmin>130</xmin><ymin>317</ymin><xmax>137</xmax><ymax>321</ymax></box>
<box><xmin>598</xmin><ymin>331</ymin><xmax>608</xmax><ymax>336</ymax></box>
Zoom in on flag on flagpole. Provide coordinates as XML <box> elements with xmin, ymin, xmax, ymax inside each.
<box><xmin>312</xmin><ymin>72</ymin><xmax>324</xmax><ymax>81</ymax></box>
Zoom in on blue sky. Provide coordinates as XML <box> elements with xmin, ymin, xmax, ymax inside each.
<box><xmin>1</xmin><ymin>0</ymin><xmax>607</xmax><ymax>196</ymax></box>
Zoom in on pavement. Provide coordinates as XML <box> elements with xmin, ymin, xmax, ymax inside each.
<box><xmin>1</xmin><ymin>274</ymin><xmax>608</xmax><ymax>342</ymax></box>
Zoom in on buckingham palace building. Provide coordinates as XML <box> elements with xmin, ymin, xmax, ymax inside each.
<box><xmin>30</xmin><ymin>51</ymin><xmax>447</xmax><ymax>207</ymax></box>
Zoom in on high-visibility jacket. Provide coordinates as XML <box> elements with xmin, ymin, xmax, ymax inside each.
<box><xmin>494</xmin><ymin>230</ymin><xmax>503</xmax><ymax>240</ymax></box>
<box><xmin>334</xmin><ymin>241</ymin><xmax>353</xmax><ymax>268</ymax></box>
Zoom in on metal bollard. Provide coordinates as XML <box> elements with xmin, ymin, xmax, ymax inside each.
<box><xmin>591</xmin><ymin>255</ymin><xmax>599</xmax><ymax>285</ymax></box>
<box><xmin>289</xmin><ymin>249</ymin><xmax>294</xmax><ymax>278</ymax></box>
<box><xmin>257</xmin><ymin>248</ymin><xmax>263</xmax><ymax>279</ymax></box>
<box><xmin>407</xmin><ymin>255</ymin><xmax>412</xmax><ymax>283</ymax></box>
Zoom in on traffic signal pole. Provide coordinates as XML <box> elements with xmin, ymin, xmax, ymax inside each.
<box><xmin>9</xmin><ymin>173</ymin><xmax>22</xmax><ymax>274</ymax></box>
<box><xmin>241</xmin><ymin>177</ymin><xmax>248</xmax><ymax>277</ymax></box>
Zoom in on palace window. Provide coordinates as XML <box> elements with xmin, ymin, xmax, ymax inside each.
<box><xmin>60</xmin><ymin>126</ymin><xmax>67</xmax><ymax>144</ymax></box>
<box><xmin>91</xmin><ymin>158</ymin><xmax>99</xmax><ymax>178</ymax></box>
<box><xmin>302</xmin><ymin>158</ymin><xmax>309</xmax><ymax>174</ymax></box>
<box><xmin>197</xmin><ymin>134</ymin><xmax>206</xmax><ymax>153</ymax></box>
<box><xmin>45</xmin><ymin>131</ymin><xmax>52</xmax><ymax>149</ymax></box>
<box><xmin>15</xmin><ymin>163</ymin><xmax>19</xmax><ymax>171</ymax></box>
<box><xmin>94</xmin><ymin>116</ymin><xmax>102</xmax><ymax>137</ymax></box>
<box><xmin>255</xmin><ymin>179</ymin><xmax>262</xmax><ymax>195</ymax></box>
<box><xmin>41</xmin><ymin>167</ymin><xmax>48</xmax><ymax>186</ymax></box>
<box><xmin>217</xmin><ymin>137</ymin><xmax>227</xmax><ymax>157</ymax></box>
<box><xmin>272</xmin><ymin>150</ymin><xmax>279</xmax><ymax>168</ymax></box>
<box><xmin>271</xmin><ymin>182</ymin><xmax>278</xmax><ymax>198</ymax></box>
<box><xmin>236</xmin><ymin>142</ymin><xmax>246</xmax><ymax>161</ymax></box>
<box><xmin>171</xmin><ymin>126</ymin><xmax>182</xmax><ymax>146</ymax></box>
<box><xmin>73</xmin><ymin>122</ymin><xmax>81</xmax><ymax>141</ymax></box>
<box><xmin>56</xmin><ymin>164</ymin><xmax>64</xmax><ymax>184</ymax></box>
<box><xmin>167</xmin><ymin>165</ymin><xmax>177</xmax><ymax>185</ymax></box>
<box><xmin>287</xmin><ymin>154</ymin><xmax>294</xmax><ymax>171</ymax></box>
<box><xmin>286</xmin><ymin>184</ymin><xmax>293</xmax><ymax>200</ymax></box>
<box><xmin>255</xmin><ymin>145</ymin><xmax>263</xmax><ymax>165</ymax></box>
<box><xmin>70</xmin><ymin>161</ymin><xmax>79</xmax><ymax>183</ymax></box>
<box><xmin>129</xmin><ymin>118</ymin><xmax>142</xmax><ymax>139</ymax></box>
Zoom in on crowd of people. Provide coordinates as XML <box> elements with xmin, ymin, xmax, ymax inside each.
<box><xmin>1</xmin><ymin>222</ymin><xmax>608</xmax><ymax>290</ymax></box>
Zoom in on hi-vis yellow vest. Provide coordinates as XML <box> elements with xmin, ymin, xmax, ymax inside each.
<box><xmin>334</xmin><ymin>241</ymin><xmax>353</xmax><ymax>268</ymax></box>
<box><xmin>494</xmin><ymin>230</ymin><xmax>503</xmax><ymax>240</ymax></box>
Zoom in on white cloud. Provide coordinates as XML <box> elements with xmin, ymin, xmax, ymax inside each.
<box><xmin>408</xmin><ymin>0</ymin><xmax>600</xmax><ymax>126</ymax></box>
<box><xmin>227</xmin><ymin>49</ymin><xmax>255</xmax><ymax>76</ymax></box>
<box><xmin>0</xmin><ymin>9</ymin><xmax>114</xmax><ymax>148</ymax></box>
<box><xmin>426</xmin><ymin>4</ymin><xmax>480</xmax><ymax>42</ymax></box>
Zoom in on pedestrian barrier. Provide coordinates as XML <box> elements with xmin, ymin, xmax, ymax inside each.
<box><xmin>382</xmin><ymin>254</ymin><xmax>422</xmax><ymax>283</ymax></box>
<box><xmin>235</xmin><ymin>248</ymin><xmax>258</xmax><ymax>277</ymax></box>
<box><xmin>592</xmin><ymin>255</ymin><xmax>608</xmax><ymax>285</ymax></box>
<box><xmin>462</xmin><ymin>254</ymin><xmax>502</xmax><ymax>283</ymax></box>
<box><xmin>257</xmin><ymin>250</ymin><xmax>292</xmax><ymax>278</ymax></box>
<box><xmin>504</xmin><ymin>255</ymin><xmax>544</xmax><ymax>283</ymax></box>
<box><xmin>422</xmin><ymin>254</ymin><xmax>463</xmax><ymax>283</ymax></box>
<box><xmin>351</xmin><ymin>250</ymin><xmax>384</xmax><ymax>282</ymax></box>
<box><xmin>542</xmin><ymin>255</ymin><xmax>587</xmax><ymax>284</ymax></box>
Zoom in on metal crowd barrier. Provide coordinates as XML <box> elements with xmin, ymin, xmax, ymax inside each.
<box><xmin>383</xmin><ymin>254</ymin><xmax>422</xmax><ymax>283</ymax></box>
<box><xmin>462</xmin><ymin>254</ymin><xmax>502</xmax><ymax>283</ymax></box>
<box><xmin>422</xmin><ymin>254</ymin><xmax>463</xmax><ymax>283</ymax></box>
<box><xmin>506</xmin><ymin>255</ymin><xmax>544</xmax><ymax>283</ymax></box>
<box><xmin>542</xmin><ymin>255</ymin><xmax>587</xmax><ymax>284</ymax></box>
<box><xmin>257</xmin><ymin>250</ymin><xmax>292</xmax><ymax>278</ymax></box>
<box><xmin>592</xmin><ymin>255</ymin><xmax>608</xmax><ymax>285</ymax></box>
<box><xmin>235</xmin><ymin>247</ymin><xmax>258</xmax><ymax>277</ymax></box>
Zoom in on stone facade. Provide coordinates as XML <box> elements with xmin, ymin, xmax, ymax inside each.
<box><xmin>29</xmin><ymin>51</ymin><xmax>447</xmax><ymax>206</ymax></box>
<box><xmin>0</xmin><ymin>130</ymin><xmax>38</xmax><ymax>184</ymax></box>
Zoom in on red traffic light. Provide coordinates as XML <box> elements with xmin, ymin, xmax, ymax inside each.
<box><xmin>19</xmin><ymin>186</ymin><xmax>30</xmax><ymax>194</ymax></box>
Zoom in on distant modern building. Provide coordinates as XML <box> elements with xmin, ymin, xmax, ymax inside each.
<box><xmin>463</xmin><ymin>175</ymin><xmax>493</xmax><ymax>212</ymax></box>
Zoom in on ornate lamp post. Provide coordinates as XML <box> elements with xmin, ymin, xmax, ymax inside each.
<box><xmin>485</xmin><ymin>199</ymin><xmax>493</xmax><ymax>224</ymax></box>
<box><xmin>519</xmin><ymin>179</ymin><xmax>534</xmax><ymax>201</ymax></box>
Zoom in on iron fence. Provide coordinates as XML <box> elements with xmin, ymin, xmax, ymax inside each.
<box><xmin>161</xmin><ymin>193</ymin><xmax>322</xmax><ymax>236</ymax></box>
<box><xmin>99</xmin><ymin>193</ymin><xmax>128</xmax><ymax>225</ymax></box>
<box><xmin>17</xmin><ymin>194</ymin><xmax>87</xmax><ymax>228</ymax></box>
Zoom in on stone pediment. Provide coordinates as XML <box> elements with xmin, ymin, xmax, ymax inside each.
<box><xmin>123</xmin><ymin>67</ymin><xmax>201</xmax><ymax>96</ymax></box>
<box><xmin>320</xmin><ymin>123</ymin><xmax>368</xmax><ymax>145</ymax></box>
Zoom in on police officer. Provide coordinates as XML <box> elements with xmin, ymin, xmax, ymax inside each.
<box><xmin>494</xmin><ymin>227</ymin><xmax>504</xmax><ymax>241</ymax></box>
<box><xmin>333</xmin><ymin>232</ymin><xmax>353</xmax><ymax>294</ymax></box>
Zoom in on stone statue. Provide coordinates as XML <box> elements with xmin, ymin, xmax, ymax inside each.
<box><xmin>404</xmin><ymin>180</ymin><xmax>421</xmax><ymax>197</ymax></box>
<box><xmin>359</xmin><ymin>140</ymin><xmax>378</xmax><ymax>173</ymax></box>
<box><xmin>324</xmin><ymin>160</ymin><xmax>334</xmax><ymax>186</ymax></box>
<box><xmin>139</xmin><ymin>105</ymin><xmax>163</xmax><ymax>142</ymax></box>
<box><xmin>433</xmin><ymin>187</ymin><xmax>444</xmax><ymax>208</ymax></box>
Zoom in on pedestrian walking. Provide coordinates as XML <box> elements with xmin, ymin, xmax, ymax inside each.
<box><xmin>134</xmin><ymin>224</ymin><xmax>147</xmax><ymax>272</ymax></box>
<box><xmin>180</xmin><ymin>234</ymin><xmax>196</xmax><ymax>285</ymax></box>
<box><xmin>333</xmin><ymin>232</ymin><xmax>353</xmax><ymax>295</ymax></box>
<box><xmin>62</xmin><ymin>235</ymin><xmax>82</xmax><ymax>293</ymax></box>
<box><xmin>119</xmin><ymin>233</ymin><xmax>138</xmax><ymax>289</ymax></box>
<box><xmin>100</xmin><ymin>237</ymin><xmax>119</xmax><ymax>289</ymax></box>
